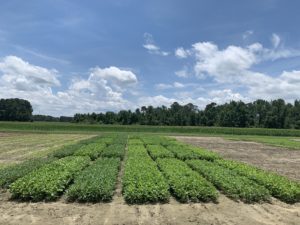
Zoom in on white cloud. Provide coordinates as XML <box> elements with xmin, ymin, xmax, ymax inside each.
<box><xmin>192</xmin><ymin>42</ymin><xmax>257</xmax><ymax>81</ymax></box>
<box><xmin>176</xmin><ymin>38</ymin><xmax>300</xmax><ymax>102</ymax></box>
<box><xmin>175</xmin><ymin>47</ymin><xmax>190</xmax><ymax>58</ymax></box>
<box><xmin>143</xmin><ymin>33</ymin><xmax>169</xmax><ymax>56</ymax></box>
<box><xmin>0</xmin><ymin>56</ymin><xmax>138</xmax><ymax>116</ymax></box>
<box><xmin>155</xmin><ymin>81</ymin><xmax>190</xmax><ymax>90</ymax></box>
<box><xmin>242</xmin><ymin>30</ymin><xmax>254</xmax><ymax>40</ymax></box>
<box><xmin>0</xmin><ymin>56</ymin><xmax>60</xmax><ymax>90</ymax></box>
<box><xmin>271</xmin><ymin>33</ymin><xmax>281</xmax><ymax>48</ymax></box>
<box><xmin>175</xmin><ymin>68</ymin><xmax>189</xmax><ymax>78</ymax></box>
<box><xmin>138</xmin><ymin>95</ymin><xmax>177</xmax><ymax>107</ymax></box>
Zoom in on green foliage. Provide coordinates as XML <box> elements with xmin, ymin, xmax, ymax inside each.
<box><xmin>74</xmin><ymin>143</ymin><xmax>106</xmax><ymax>160</ymax></box>
<box><xmin>146</xmin><ymin>144</ymin><xmax>174</xmax><ymax>159</ymax></box>
<box><xmin>0</xmin><ymin>157</ymin><xmax>55</xmax><ymax>188</ymax></box>
<box><xmin>101</xmin><ymin>144</ymin><xmax>126</xmax><ymax>159</ymax></box>
<box><xmin>3</xmin><ymin>122</ymin><xmax>300</xmax><ymax>137</ymax></box>
<box><xmin>141</xmin><ymin>136</ymin><xmax>166</xmax><ymax>145</ymax></box>
<box><xmin>0</xmin><ymin>98</ymin><xmax>32</xmax><ymax>121</ymax></box>
<box><xmin>123</xmin><ymin>145</ymin><xmax>170</xmax><ymax>203</ymax></box>
<box><xmin>67</xmin><ymin>158</ymin><xmax>120</xmax><ymax>202</ymax></box>
<box><xmin>51</xmin><ymin>136</ymin><xmax>101</xmax><ymax>158</ymax></box>
<box><xmin>128</xmin><ymin>139</ymin><xmax>144</xmax><ymax>145</ymax></box>
<box><xmin>186</xmin><ymin>160</ymin><xmax>271</xmax><ymax>203</ymax></box>
<box><xmin>164</xmin><ymin>141</ymin><xmax>220</xmax><ymax>161</ymax></box>
<box><xmin>156</xmin><ymin>158</ymin><xmax>218</xmax><ymax>203</ymax></box>
<box><xmin>127</xmin><ymin>145</ymin><xmax>149</xmax><ymax>158</ymax></box>
<box><xmin>216</xmin><ymin>159</ymin><xmax>300</xmax><ymax>203</ymax></box>
<box><xmin>10</xmin><ymin>156</ymin><xmax>90</xmax><ymax>201</ymax></box>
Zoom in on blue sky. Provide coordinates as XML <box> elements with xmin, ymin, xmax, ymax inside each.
<box><xmin>1</xmin><ymin>0</ymin><xmax>300</xmax><ymax>116</ymax></box>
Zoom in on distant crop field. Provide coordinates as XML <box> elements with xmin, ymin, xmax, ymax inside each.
<box><xmin>1</xmin><ymin>121</ymin><xmax>300</xmax><ymax>136</ymax></box>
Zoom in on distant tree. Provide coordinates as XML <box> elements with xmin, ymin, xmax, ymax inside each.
<box><xmin>0</xmin><ymin>98</ymin><xmax>32</xmax><ymax>121</ymax></box>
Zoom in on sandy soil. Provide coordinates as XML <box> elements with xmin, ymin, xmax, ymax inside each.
<box><xmin>175</xmin><ymin>136</ymin><xmax>300</xmax><ymax>181</ymax></box>
<box><xmin>0</xmin><ymin>136</ymin><xmax>300</xmax><ymax>225</ymax></box>
<box><xmin>0</xmin><ymin>192</ymin><xmax>299</xmax><ymax>225</ymax></box>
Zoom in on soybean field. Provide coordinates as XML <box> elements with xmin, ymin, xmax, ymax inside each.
<box><xmin>0</xmin><ymin>132</ymin><xmax>299</xmax><ymax>225</ymax></box>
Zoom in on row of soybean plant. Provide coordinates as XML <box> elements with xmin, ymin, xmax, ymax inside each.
<box><xmin>2</xmin><ymin>134</ymin><xmax>127</xmax><ymax>202</ymax></box>
<box><xmin>139</xmin><ymin>135</ymin><xmax>300</xmax><ymax>204</ymax></box>
<box><xmin>159</xmin><ymin>136</ymin><xmax>300</xmax><ymax>203</ymax></box>
<box><xmin>122</xmin><ymin>136</ymin><xmax>217</xmax><ymax>203</ymax></box>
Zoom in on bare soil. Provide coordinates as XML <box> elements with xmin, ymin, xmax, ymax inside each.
<box><xmin>0</xmin><ymin>136</ymin><xmax>299</xmax><ymax>225</ymax></box>
<box><xmin>175</xmin><ymin>136</ymin><xmax>300</xmax><ymax>181</ymax></box>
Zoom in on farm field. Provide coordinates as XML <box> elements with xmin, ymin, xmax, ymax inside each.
<box><xmin>2</xmin><ymin>121</ymin><xmax>300</xmax><ymax>137</ymax></box>
<box><xmin>0</xmin><ymin>132</ymin><xmax>95</xmax><ymax>167</ymax></box>
<box><xmin>0</xmin><ymin>131</ymin><xmax>299</xmax><ymax>225</ymax></box>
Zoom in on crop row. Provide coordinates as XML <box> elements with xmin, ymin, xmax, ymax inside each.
<box><xmin>156</xmin><ymin>158</ymin><xmax>218</xmax><ymax>202</ymax></box>
<box><xmin>215</xmin><ymin>159</ymin><xmax>300</xmax><ymax>203</ymax></box>
<box><xmin>186</xmin><ymin>160</ymin><xmax>271</xmax><ymax>203</ymax></box>
<box><xmin>146</xmin><ymin>144</ymin><xmax>174</xmax><ymax>159</ymax></box>
<box><xmin>122</xmin><ymin>145</ymin><xmax>170</xmax><ymax>203</ymax></box>
<box><xmin>164</xmin><ymin>143</ymin><xmax>220</xmax><ymax>161</ymax></box>
<box><xmin>51</xmin><ymin>136</ymin><xmax>102</xmax><ymax>158</ymax></box>
<box><xmin>74</xmin><ymin>143</ymin><xmax>106</xmax><ymax>160</ymax></box>
<box><xmin>0</xmin><ymin>157</ymin><xmax>55</xmax><ymax>188</ymax></box>
<box><xmin>67</xmin><ymin>157</ymin><xmax>120</xmax><ymax>202</ymax></box>
<box><xmin>10</xmin><ymin>156</ymin><xmax>90</xmax><ymax>201</ymax></box>
<box><xmin>101</xmin><ymin>144</ymin><xmax>126</xmax><ymax>159</ymax></box>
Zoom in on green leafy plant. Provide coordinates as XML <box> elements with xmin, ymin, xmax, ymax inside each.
<box><xmin>9</xmin><ymin>156</ymin><xmax>90</xmax><ymax>201</ymax></box>
<box><xmin>216</xmin><ymin>159</ymin><xmax>300</xmax><ymax>203</ymax></box>
<box><xmin>186</xmin><ymin>160</ymin><xmax>271</xmax><ymax>203</ymax></box>
<box><xmin>51</xmin><ymin>136</ymin><xmax>101</xmax><ymax>158</ymax></box>
<box><xmin>146</xmin><ymin>144</ymin><xmax>174</xmax><ymax>159</ymax></box>
<box><xmin>67</xmin><ymin>157</ymin><xmax>120</xmax><ymax>202</ymax></box>
<box><xmin>0</xmin><ymin>157</ymin><xmax>55</xmax><ymax>188</ymax></box>
<box><xmin>101</xmin><ymin>144</ymin><xmax>126</xmax><ymax>159</ymax></box>
<box><xmin>74</xmin><ymin>143</ymin><xmax>106</xmax><ymax>160</ymax></box>
<box><xmin>123</xmin><ymin>145</ymin><xmax>170</xmax><ymax>203</ymax></box>
<box><xmin>156</xmin><ymin>158</ymin><xmax>218</xmax><ymax>203</ymax></box>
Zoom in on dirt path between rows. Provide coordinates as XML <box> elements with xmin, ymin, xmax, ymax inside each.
<box><xmin>175</xmin><ymin>136</ymin><xmax>300</xmax><ymax>181</ymax></box>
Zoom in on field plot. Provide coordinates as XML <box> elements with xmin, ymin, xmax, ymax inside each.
<box><xmin>0</xmin><ymin>133</ymin><xmax>300</xmax><ymax>225</ymax></box>
<box><xmin>175</xmin><ymin>136</ymin><xmax>300</xmax><ymax>181</ymax></box>
<box><xmin>0</xmin><ymin>132</ymin><xmax>95</xmax><ymax>167</ymax></box>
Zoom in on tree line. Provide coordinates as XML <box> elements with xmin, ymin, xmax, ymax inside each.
<box><xmin>2</xmin><ymin>98</ymin><xmax>300</xmax><ymax>129</ymax></box>
<box><xmin>0</xmin><ymin>98</ymin><xmax>32</xmax><ymax>121</ymax></box>
<box><xmin>74</xmin><ymin>99</ymin><xmax>300</xmax><ymax>129</ymax></box>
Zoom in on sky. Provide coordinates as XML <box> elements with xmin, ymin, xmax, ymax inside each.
<box><xmin>1</xmin><ymin>0</ymin><xmax>300</xmax><ymax>116</ymax></box>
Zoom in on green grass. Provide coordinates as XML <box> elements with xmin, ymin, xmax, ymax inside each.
<box><xmin>0</xmin><ymin>133</ymin><xmax>94</xmax><ymax>167</ymax></box>
<box><xmin>2</xmin><ymin>121</ymin><xmax>300</xmax><ymax>136</ymax></box>
<box><xmin>225</xmin><ymin>135</ymin><xmax>300</xmax><ymax>150</ymax></box>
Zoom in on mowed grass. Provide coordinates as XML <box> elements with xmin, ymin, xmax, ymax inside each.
<box><xmin>225</xmin><ymin>135</ymin><xmax>300</xmax><ymax>150</ymax></box>
<box><xmin>0</xmin><ymin>133</ymin><xmax>95</xmax><ymax>167</ymax></box>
